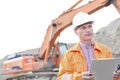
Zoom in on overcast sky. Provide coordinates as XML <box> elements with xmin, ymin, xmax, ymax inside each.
<box><xmin>0</xmin><ymin>0</ymin><xmax>119</xmax><ymax>59</ymax></box>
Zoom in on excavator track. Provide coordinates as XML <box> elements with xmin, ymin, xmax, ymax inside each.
<box><xmin>2</xmin><ymin>71</ymin><xmax>58</xmax><ymax>80</ymax></box>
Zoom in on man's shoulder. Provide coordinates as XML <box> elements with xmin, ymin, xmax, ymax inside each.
<box><xmin>95</xmin><ymin>41</ymin><xmax>108</xmax><ymax>47</ymax></box>
<box><xmin>64</xmin><ymin>43</ymin><xmax>82</xmax><ymax>56</ymax></box>
<box><xmin>69</xmin><ymin>43</ymin><xmax>80</xmax><ymax>51</ymax></box>
<box><xmin>94</xmin><ymin>41</ymin><xmax>111</xmax><ymax>51</ymax></box>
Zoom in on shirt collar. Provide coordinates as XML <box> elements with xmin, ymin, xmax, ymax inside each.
<box><xmin>70</xmin><ymin>41</ymin><xmax>102</xmax><ymax>53</ymax></box>
<box><xmin>80</xmin><ymin>41</ymin><xmax>93</xmax><ymax>48</ymax></box>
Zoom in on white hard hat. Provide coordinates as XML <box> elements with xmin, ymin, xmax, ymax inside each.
<box><xmin>72</xmin><ymin>12</ymin><xmax>94</xmax><ymax>29</ymax></box>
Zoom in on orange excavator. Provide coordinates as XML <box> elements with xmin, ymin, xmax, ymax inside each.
<box><xmin>2</xmin><ymin>0</ymin><xmax>120</xmax><ymax>80</ymax></box>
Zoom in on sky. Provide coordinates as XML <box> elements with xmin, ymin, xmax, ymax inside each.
<box><xmin>0</xmin><ymin>0</ymin><xmax>119</xmax><ymax>59</ymax></box>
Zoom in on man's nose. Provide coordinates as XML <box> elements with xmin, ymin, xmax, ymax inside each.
<box><xmin>86</xmin><ymin>27</ymin><xmax>92</xmax><ymax>31</ymax></box>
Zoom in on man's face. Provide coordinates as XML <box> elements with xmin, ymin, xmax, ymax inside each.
<box><xmin>74</xmin><ymin>22</ymin><xmax>94</xmax><ymax>42</ymax></box>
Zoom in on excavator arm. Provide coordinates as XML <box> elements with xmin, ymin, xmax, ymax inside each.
<box><xmin>112</xmin><ymin>0</ymin><xmax>120</xmax><ymax>13</ymax></box>
<box><xmin>38</xmin><ymin>0</ymin><xmax>120</xmax><ymax>62</ymax></box>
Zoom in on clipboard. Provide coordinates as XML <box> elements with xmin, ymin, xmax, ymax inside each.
<box><xmin>90</xmin><ymin>58</ymin><xmax>120</xmax><ymax>80</ymax></box>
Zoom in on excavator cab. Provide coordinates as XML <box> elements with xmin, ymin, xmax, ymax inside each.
<box><xmin>50</xmin><ymin>42</ymin><xmax>68</xmax><ymax>68</ymax></box>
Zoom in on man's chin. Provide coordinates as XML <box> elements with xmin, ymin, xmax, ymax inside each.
<box><xmin>85</xmin><ymin>38</ymin><xmax>93</xmax><ymax>42</ymax></box>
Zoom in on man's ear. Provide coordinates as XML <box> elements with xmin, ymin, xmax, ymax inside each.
<box><xmin>74</xmin><ymin>29</ymin><xmax>79</xmax><ymax>35</ymax></box>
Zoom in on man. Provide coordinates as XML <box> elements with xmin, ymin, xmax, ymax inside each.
<box><xmin>57</xmin><ymin>12</ymin><xmax>120</xmax><ymax>80</ymax></box>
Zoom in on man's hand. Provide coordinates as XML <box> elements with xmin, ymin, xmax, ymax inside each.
<box><xmin>112</xmin><ymin>70</ymin><xmax>120</xmax><ymax>80</ymax></box>
<box><xmin>82</xmin><ymin>71</ymin><xmax>96</xmax><ymax>80</ymax></box>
